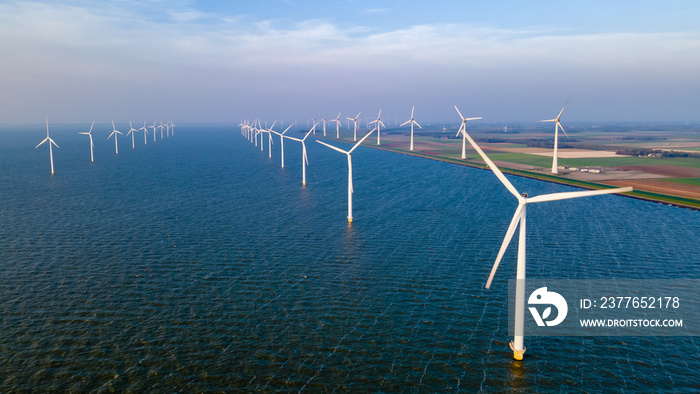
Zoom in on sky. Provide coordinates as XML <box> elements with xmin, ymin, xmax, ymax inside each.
<box><xmin>1</xmin><ymin>0</ymin><xmax>700</xmax><ymax>125</ymax></box>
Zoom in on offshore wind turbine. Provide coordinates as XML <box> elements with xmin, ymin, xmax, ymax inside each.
<box><xmin>347</xmin><ymin>112</ymin><xmax>361</xmax><ymax>141</ymax></box>
<box><xmin>78</xmin><ymin>121</ymin><xmax>95</xmax><ymax>162</ymax></box>
<box><xmin>271</xmin><ymin>124</ymin><xmax>293</xmax><ymax>168</ymax></box>
<box><xmin>316</xmin><ymin>128</ymin><xmax>376</xmax><ymax>223</ymax></box>
<box><xmin>540</xmin><ymin>99</ymin><xmax>570</xmax><ymax>174</ymax></box>
<box><xmin>286</xmin><ymin>126</ymin><xmax>314</xmax><ymax>186</ymax></box>
<box><xmin>139</xmin><ymin>121</ymin><xmax>148</xmax><ymax>145</ymax></box>
<box><xmin>126</xmin><ymin>121</ymin><xmax>137</xmax><ymax>149</ymax></box>
<box><xmin>454</xmin><ymin>106</ymin><xmax>482</xmax><ymax>159</ymax></box>
<box><xmin>369</xmin><ymin>109</ymin><xmax>385</xmax><ymax>145</ymax></box>
<box><xmin>36</xmin><ymin>120</ymin><xmax>59</xmax><ymax>174</ymax></box>
<box><xmin>332</xmin><ymin>112</ymin><xmax>342</xmax><ymax>138</ymax></box>
<box><xmin>400</xmin><ymin>106</ymin><xmax>422</xmax><ymax>151</ymax></box>
<box><xmin>108</xmin><ymin>120</ymin><xmax>123</xmax><ymax>155</ymax></box>
<box><xmin>159</xmin><ymin>121</ymin><xmax>165</xmax><ymax>139</ymax></box>
<box><xmin>461</xmin><ymin>129</ymin><xmax>632</xmax><ymax>361</ymax></box>
<box><xmin>265</xmin><ymin>121</ymin><xmax>276</xmax><ymax>158</ymax></box>
<box><xmin>170</xmin><ymin>121</ymin><xmax>176</xmax><ymax>136</ymax></box>
<box><xmin>150</xmin><ymin>121</ymin><xmax>157</xmax><ymax>142</ymax></box>
<box><xmin>322</xmin><ymin>116</ymin><xmax>327</xmax><ymax>136</ymax></box>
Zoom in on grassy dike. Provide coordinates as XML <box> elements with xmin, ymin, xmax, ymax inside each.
<box><xmin>335</xmin><ymin>137</ymin><xmax>700</xmax><ymax>211</ymax></box>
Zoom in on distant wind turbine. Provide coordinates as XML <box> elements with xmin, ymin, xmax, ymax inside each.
<box><xmin>108</xmin><ymin>120</ymin><xmax>123</xmax><ymax>155</ymax></box>
<box><xmin>286</xmin><ymin>126</ymin><xmax>314</xmax><ymax>186</ymax></box>
<box><xmin>540</xmin><ymin>99</ymin><xmax>570</xmax><ymax>174</ymax></box>
<box><xmin>400</xmin><ymin>106</ymin><xmax>422</xmax><ymax>151</ymax></box>
<box><xmin>454</xmin><ymin>106</ymin><xmax>482</xmax><ymax>159</ymax></box>
<box><xmin>150</xmin><ymin>121</ymin><xmax>157</xmax><ymax>142</ymax></box>
<box><xmin>322</xmin><ymin>116</ymin><xmax>327</xmax><ymax>136</ymax></box>
<box><xmin>316</xmin><ymin>128</ymin><xmax>376</xmax><ymax>223</ymax></box>
<box><xmin>78</xmin><ymin>121</ymin><xmax>95</xmax><ymax>162</ymax></box>
<box><xmin>347</xmin><ymin>112</ymin><xmax>361</xmax><ymax>141</ymax></box>
<box><xmin>126</xmin><ymin>121</ymin><xmax>138</xmax><ymax>149</ymax></box>
<box><xmin>461</xmin><ymin>127</ymin><xmax>632</xmax><ymax>361</ymax></box>
<box><xmin>332</xmin><ymin>112</ymin><xmax>342</xmax><ymax>138</ymax></box>
<box><xmin>36</xmin><ymin>119</ymin><xmax>59</xmax><ymax>174</ymax></box>
<box><xmin>369</xmin><ymin>109</ymin><xmax>385</xmax><ymax>145</ymax></box>
<box><xmin>271</xmin><ymin>124</ymin><xmax>293</xmax><ymax>168</ymax></box>
<box><xmin>139</xmin><ymin>121</ymin><xmax>148</xmax><ymax>145</ymax></box>
<box><xmin>265</xmin><ymin>121</ymin><xmax>276</xmax><ymax>158</ymax></box>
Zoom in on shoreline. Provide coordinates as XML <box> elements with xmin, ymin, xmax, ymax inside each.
<box><xmin>348</xmin><ymin>138</ymin><xmax>700</xmax><ymax>211</ymax></box>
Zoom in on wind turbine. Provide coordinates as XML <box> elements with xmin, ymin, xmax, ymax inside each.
<box><xmin>78</xmin><ymin>121</ymin><xmax>95</xmax><ymax>162</ymax></box>
<box><xmin>108</xmin><ymin>120</ymin><xmax>123</xmax><ymax>155</ymax></box>
<box><xmin>322</xmin><ymin>116</ymin><xmax>327</xmax><ymax>136</ymax></box>
<box><xmin>170</xmin><ymin>121</ymin><xmax>176</xmax><ymax>136</ymax></box>
<box><xmin>332</xmin><ymin>112</ymin><xmax>342</xmax><ymax>138</ymax></box>
<box><xmin>285</xmin><ymin>126</ymin><xmax>314</xmax><ymax>186</ymax></box>
<box><xmin>265</xmin><ymin>121</ymin><xmax>276</xmax><ymax>158</ymax></box>
<box><xmin>271</xmin><ymin>124</ymin><xmax>293</xmax><ymax>168</ymax></box>
<box><xmin>461</xmin><ymin>128</ymin><xmax>632</xmax><ymax>361</ymax></box>
<box><xmin>36</xmin><ymin>119</ymin><xmax>59</xmax><ymax>174</ymax></box>
<box><xmin>540</xmin><ymin>99</ymin><xmax>570</xmax><ymax>174</ymax></box>
<box><xmin>139</xmin><ymin>121</ymin><xmax>148</xmax><ymax>145</ymax></box>
<box><xmin>369</xmin><ymin>109</ymin><xmax>385</xmax><ymax>145</ymax></box>
<box><xmin>150</xmin><ymin>121</ymin><xmax>157</xmax><ymax>142</ymax></box>
<box><xmin>347</xmin><ymin>112</ymin><xmax>361</xmax><ymax>141</ymax></box>
<box><xmin>454</xmin><ymin>106</ymin><xmax>482</xmax><ymax>159</ymax></box>
<box><xmin>316</xmin><ymin>128</ymin><xmax>376</xmax><ymax>223</ymax></box>
<box><xmin>126</xmin><ymin>121</ymin><xmax>137</xmax><ymax>149</ymax></box>
<box><xmin>400</xmin><ymin>106</ymin><xmax>422</xmax><ymax>151</ymax></box>
<box><xmin>159</xmin><ymin>121</ymin><xmax>165</xmax><ymax>139</ymax></box>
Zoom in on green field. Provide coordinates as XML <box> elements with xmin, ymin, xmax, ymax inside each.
<box><xmin>663</xmin><ymin>177</ymin><xmax>700</xmax><ymax>186</ymax></box>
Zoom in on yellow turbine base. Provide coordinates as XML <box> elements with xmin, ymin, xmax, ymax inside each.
<box><xmin>347</xmin><ymin>216</ymin><xmax>353</xmax><ymax>223</ymax></box>
<box><xmin>510</xmin><ymin>341</ymin><xmax>525</xmax><ymax>361</ymax></box>
<box><xmin>302</xmin><ymin>182</ymin><xmax>306</xmax><ymax>186</ymax></box>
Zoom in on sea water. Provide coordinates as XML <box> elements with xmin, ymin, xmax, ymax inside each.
<box><xmin>0</xmin><ymin>124</ymin><xmax>698</xmax><ymax>391</ymax></box>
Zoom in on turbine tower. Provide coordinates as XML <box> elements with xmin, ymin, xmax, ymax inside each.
<box><xmin>271</xmin><ymin>124</ymin><xmax>293</xmax><ymax>168</ymax></box>
<box><xmin>347</xmin><ymin>112</ymin><xmax>361</xmax><ymax>141</ymax></box>
<box><xmin>454</xmin><ymin>106</ymin><xmax>482</xmax><ymax>159</ymax></box>
<box><xmin>126</xmin><ymin>121</ymin><xmax>137</xmax><ymax>149</ymax></box>
<box><xmin>78</xmin><ymin>121</ymin><xmax>95</xmax><ymax>162</ymax></box>
<box><xmin>285</xmin><ymin>126</ymin><xmax>315</xmax><ymax>186</ymax></box>
<box><xmin>540</xmin><ymin>99</ymin><xmax>570</xmax><ymax>174</ymax></box>
<box><xmin>332</xmin><ymin>112</ymin><xmax>342</xmax><ymax>138</ymax></box>
<box><xmin>108</xmin><ymin>120</ymin><xmax>123</xmax><ymax>155</ymax></box>
<box><xmin>369</xmin><ymin>109</ymin><xmax>385</xmax><ymax>145</ymax></box>
<box><xmin>400</xmin><ymin>106</ymin><xmax>422</xmax><ymax>151</ymax></box>
<box><xmin>316</xmin><ymin>128</ymin><xmax>376</xmax><ymax>223</ymax></box>
<box><xmin>461</xmin><ymin>128</ymin><xmax>632</xmax><ymax>361</ymax></box>
<box><xmin>36</xmin><ymin>119</ymin><xmax>59</xmax><ymax>174</ymax></box>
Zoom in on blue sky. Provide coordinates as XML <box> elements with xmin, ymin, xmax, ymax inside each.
<box><xmin>1</xmin><ymin>0</ymin><xmax>700</xmax><ymax>124</ymax></box>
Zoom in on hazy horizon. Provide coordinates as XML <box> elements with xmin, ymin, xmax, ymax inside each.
<box><xmin>2</xmin><ymin>1</ymin><xmax>700</xmax><ymax>124</ymax></box>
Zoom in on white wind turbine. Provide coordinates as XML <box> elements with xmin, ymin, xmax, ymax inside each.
<box><xmin>322</xmin><ymin>116</ymin><xmax>327</xmax><ymax>136</ymax></box>
<box><xmin>108</xmin><ymin>120</ymin><xmax>123</xmax><ymax>155</ymax></box>
<box><xmin>316</xmin><ymin>128</ymin><xmax>376</xmax><ymax>223</ymax></box>
<box><xmin>150</xmin><ymin>121</ymin><xmax>157</xmax><ymax>142</ymax></box>
<box><xmin>138</xmin><ymin>121</ymin><xmax>148</xmax><ymax>145</ymax></box>
<box><xmin>540</xmin><ymin>99</ymin><xmax>570</xmax><ymax>174</ymax></box>
<box><xmin>271</xmin><ymin>124</ymin><xmax>294</xmax><ymax>168</ymax></box>
<box><xmin>400</xmin><ymin>106</ymin><xmax>422</xmax><ymax>151</ymax></box>
<box><xmin>78</xmin><ymin>121</ymin><xmax>95</xmax><ymax>162</ymax></box>
<box><xmin>159</xmin><ymin>121</ymin><xmax>165</xmax><ymax>139</ymax></box>
<box><xmin>347</xmin><ymin>112</ymin><xmax>361</xmax><ymax>141</ymax></box>
<box><xmin>170</xmin><ymin>121</ymin><xmax>176</xmax><ymax>136</ymax></box>
<box><xmin>332</xmin><ymin>112</ymin><xmax>342</xmax><ymax>138</ymax></box>
<box><xmin>265</xmin><ymin>121</ymin><xmax>276</xmax><ymax>158</ymax></box>
<box><xmin>461</xmin><ymin>129</ymin><xmax>632</xmax><ymax>361</ymax></box>
<box><xmin>36</xmin><ymin>119</ymin><xmax>59</xmax><ymax>174</ymax></box>
<box><xmin>285</xmin><ymin>126</ymin><xmax>314</xmax><ymax>186</ymax></box>
<box><xmin>126</xmin><ymin>121</ymin><xmax>138</xmax><ymax>149</ymax></box>
<box><xmin>369</xmin><ymin>109</ymin><xmax>385</xmax><ymax>145</ymax></box>
<box><xmin>454</xmin><ymin>106</ymin><xmax>482</xmax><ymax>159</ymax></box>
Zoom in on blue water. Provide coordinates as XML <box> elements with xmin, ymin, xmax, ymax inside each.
<box><xmin>0</xmin><ymin>124</ymin><xmax>698</xmax><ymax>391</ymax></box>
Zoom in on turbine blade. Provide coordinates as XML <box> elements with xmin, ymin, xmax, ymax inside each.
<box><xmin>414</xmin><ymin>121</ymin><xmax>422</xmax><ymax>129</ymax></box>
<box><xmin>485</xmin><ymin>204</ymin><xmax>525</xmax><ymax>289</ymax></box>
<box><xmin>465</xmin><ymin>117</ymin><xmax>483</xmax><ymax>121</ymax></box>
<box><xmin>302</xmin><ymin>129</ymin><xmax>313</xmax><ymax>140</ymax></box>
<box><xmin>35</xmin><ymin>137</ymin><xmax>49</xmax><ymax>148</ymax></box>
<box><xmin>454</xmin><ymin>105</ymin><xmax>465</xmax><ymax>120</ymax></box>
<box><xmin>411</xmin><ymin>106</ymin><xmax>415</xmax><ymax>118</ymax></box>
<box><xmin>349</xmin><ymin>127</ymin><xmax>376</xmax><ymax>153</ymax></box>
<box><xmin>527</xmin><ymin>187</ymin><xmax>633</xmax><ymax>204</ymax></box>
<box><xmin>558</xmin><ymin>122</ymin><xmax>570</xmax><ymax>140</ymax></box>
<box><xmin>282</xmin><ymin>124</ymin><xmax>293</xmax><ymax>134</ymax></box>
<box><xmin>400</xmin><ymin>120</ymin><xmax>411</xmax><ymax>127</ymax></box>
<box><xmin>316</xmin><ymin>140</ymin><xmax>349</xmax><ymax>154</ymax></box>
<box><xmin>462</xmin><ymin>130</ymin><xmax>522</xmax><ymax>200</ymax></box>
<box><xmin>556</xmin><ymin>98</ymin><xmax>570</xmax><ymax>120</ymax></box>
<box><xmin>89</xmin><ymin>121</ymin><xmax>94</xmax><ymax>133</ymax></box>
